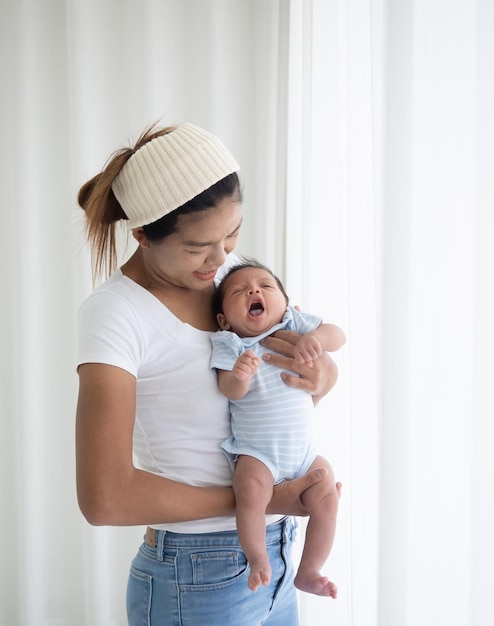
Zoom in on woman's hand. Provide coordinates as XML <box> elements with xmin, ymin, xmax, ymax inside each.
<box><xmin>260</xmin><ymin>330</ymin><xmax>338</xmax><ymax>404</ymax></box>
<box><xmin>267</xmin><ymin>467</ymin><xmax>329</xmax><ymax>516</ymax></box>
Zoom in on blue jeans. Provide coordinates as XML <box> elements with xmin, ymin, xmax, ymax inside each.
<box><xmin>126</xmin><ymin>516</ymin><xmax>299</xmax><ymax>626</ymax></box>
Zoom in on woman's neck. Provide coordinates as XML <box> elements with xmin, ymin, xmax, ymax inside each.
<box><xmin>121</xmin><ymin>251</ymin><xmax>218</xmax><ymax>331</ymax></box>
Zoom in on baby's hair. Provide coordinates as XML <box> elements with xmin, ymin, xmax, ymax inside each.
<box><xmin>213</xmin><ymin>258</ymin><xmax>289</xmax><ymax>317</ymax></box>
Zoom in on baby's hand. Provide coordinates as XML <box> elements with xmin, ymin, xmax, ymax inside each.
<box><xmin>232</xmin><ymin>349</ymin><xmax>261</xmax><ymax>382</ymax></box>
<box><xmin>293</xmin><ymin>335</ymin><xmax>323</xmax><ymax>367</ymax></box>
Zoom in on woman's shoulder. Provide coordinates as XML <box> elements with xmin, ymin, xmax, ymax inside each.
<box><xmin>80</xmin><ymin>270</ymin><xmax>150</xmax><ymax>317</ymax></box>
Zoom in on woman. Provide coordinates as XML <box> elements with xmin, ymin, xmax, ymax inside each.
<box><xmin>76</xmin><ymin>122</ymin><xmax>338</xmax><ymax>625</ymax></box>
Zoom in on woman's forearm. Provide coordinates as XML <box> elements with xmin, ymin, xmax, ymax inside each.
<box><xmin>78</xmin><ymin>455</ymin><xmax>328</xmax><ymax>527</ymax></box>
<box><xmin>78</xmin><ymin>466</ymin><xmax>236</xmax><ymax>526</ymax></box>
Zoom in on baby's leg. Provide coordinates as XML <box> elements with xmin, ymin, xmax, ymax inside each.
<box><xmin>233</xmin><ymin>455</ymin><xmax>275</xmax><ymax>591</ymax></box>
<box><xmin>294</xmin><ymin>455</ymin><xmax>339</xmax><ymax>598</ymax></box>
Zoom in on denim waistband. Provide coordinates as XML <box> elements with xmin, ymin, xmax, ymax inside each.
<box><xmin>145</xmin><ymin>516</ymin><xmax>294</xmax><ymax>552</ymax></box>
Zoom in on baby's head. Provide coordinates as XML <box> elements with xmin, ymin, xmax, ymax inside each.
<box><xmin>214</xmin><ymin>260</ymin><xmax>289</xmax><ymax>337</ymax></box>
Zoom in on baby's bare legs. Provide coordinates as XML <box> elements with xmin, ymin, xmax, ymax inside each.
<box><xmin>294</xmin><ymin>455</ymin><xmax>340</xmax><ymax>598</ymax></box>
<box><xmin>233</xmin><ymin>455</ymin><xmax>274</xmax><ymax>591</ymax></box>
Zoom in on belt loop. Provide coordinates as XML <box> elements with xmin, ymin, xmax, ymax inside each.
<box><xmin>156</xmin><ymin>529</ymin><xmax>166</xmax><ymax>562</ymax></box>
<box><xmin>283</xmin><ymin>515</ymin><xmax>295</xmax><ymax>543</ymax></box>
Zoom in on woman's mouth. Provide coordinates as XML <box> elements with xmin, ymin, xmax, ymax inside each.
<box><xmin>194</xmin><ymin>268</ymin><xmax>217</xmax><ymax>281</ymax></box>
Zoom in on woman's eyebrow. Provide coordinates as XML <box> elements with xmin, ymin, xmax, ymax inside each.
<box><xmin>182</xmin><ymin>221</ymin><xmax>242</xmax><ymax>247</ymax></box>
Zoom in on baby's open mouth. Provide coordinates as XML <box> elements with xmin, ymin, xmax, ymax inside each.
<box><xmin>249</xmin><ymin>302</ymin><xmax>264</xmax><ymax>317</ymax></box>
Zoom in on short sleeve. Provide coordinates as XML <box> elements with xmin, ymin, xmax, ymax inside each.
<box><xmin>77</xmin><ymin>291</ymin><xmax>143</xmax><ymax>376</ymax></box>
<box><xmin>210</xmin><ymin>331</ymin><xmax>243</xmax><ymax>371</ymax></box>
<box><xmin>284</xmin><ymin>306</ymin><xmax>323</xmax><ymax>335</ymax></box>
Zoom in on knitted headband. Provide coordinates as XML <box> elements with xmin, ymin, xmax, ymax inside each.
<box><xmin>112</xmin><ymin>123</ymin><xmax>240</xmax><ymax>228</ymax></box>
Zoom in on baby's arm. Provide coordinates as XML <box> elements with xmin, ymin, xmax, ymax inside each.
<box><xmin>217</xmin><ymin>349</ymin><xmax>261</xmax><ymax>401</ymax></box>
<box><xmin>294</xmin><ymin>323</ymin><xmax>346</xmax><ymax>366</ymax></box>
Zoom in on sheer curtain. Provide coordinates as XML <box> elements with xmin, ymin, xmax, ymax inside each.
<box><xmin>379</xmin><ymin>1</ymin><xmax>494</xmax><ymax>624</ymax></box>
<box><xmin>1</xmin><ymin>1</ymin><xmax>493</xmax><ymax>625</ymax></box>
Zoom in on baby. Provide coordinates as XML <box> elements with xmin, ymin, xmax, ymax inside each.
<box><xmin>211</xmin><ymin>259</ymin><xmax>345</xmax><ymax>597</ymax></box>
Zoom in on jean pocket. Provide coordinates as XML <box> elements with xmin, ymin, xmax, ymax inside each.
<box><xmin>190</xmin><ymin>549</ymin><xmax>248</xmax><ymax>587</ymax></box>
<box><xmin>127</xmin><ymin>565</ymin><xmax>152</xmax><ymax>626</ymax></box>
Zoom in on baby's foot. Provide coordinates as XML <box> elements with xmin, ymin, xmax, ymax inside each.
<box><xmin>248</xmin><ymin>557</ymin><xmax>272</xmax><ymax>592</ymax></box>
<box><xmin>294</xmin><ymin>569</ymin><xmax>338</xmax><ymax>598</ymax></box>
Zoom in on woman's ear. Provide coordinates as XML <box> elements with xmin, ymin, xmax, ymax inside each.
<box><xmin>216</xmin><ymin>313</ymin><xmax>231</xmax><ymax>330</ymax></box>
<box><xmin>132</xmin><ymin>228</ymin><xmax>151</xmax><ymax>248</ymax></box>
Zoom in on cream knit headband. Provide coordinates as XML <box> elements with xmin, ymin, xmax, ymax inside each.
<box><xmin>112</xmin><ymin>123</ymin><xmax>240</xmax><ymax>228</ymax></box>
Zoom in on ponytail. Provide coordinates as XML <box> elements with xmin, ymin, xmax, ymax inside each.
<box><xmin>78</xmin><ymin>123</ymin><xmax>175</xmax><ymax>282</ymax></box>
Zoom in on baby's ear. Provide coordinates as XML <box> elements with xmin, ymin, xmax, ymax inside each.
<box><xmin>216</xmin><ymin>313</ymin><xmax>231</xmax><ymax>330</ymax></box>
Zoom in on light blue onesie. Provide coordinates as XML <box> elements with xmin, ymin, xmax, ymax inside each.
<box><xmin>210</xmin><ymin>306</ymin><xmax>322</xmax><ymax>482</ymax></box>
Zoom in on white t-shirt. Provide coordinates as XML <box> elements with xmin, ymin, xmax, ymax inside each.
<box><xmin>77</xmin><ymin>261</ymin><xmax>281</xmax><ymax>533</ymax></box>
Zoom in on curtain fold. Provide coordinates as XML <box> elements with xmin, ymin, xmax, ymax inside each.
<box><xmin>1</xmin><ymin>1</ymin><xmax>493</xmax><ymax>625</ymax></box>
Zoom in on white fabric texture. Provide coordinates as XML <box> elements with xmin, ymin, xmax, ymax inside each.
<box><xmin>1</xmin><ymin>1</ymin><xmax>493</xmax><ymax>625</ymax></box>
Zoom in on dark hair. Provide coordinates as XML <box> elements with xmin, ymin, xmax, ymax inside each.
<box><xmin>213</xmin><ymin>258</ymin><xmax>289</xmax><ymax>317</ymax></box>
<box><xmin>142</xmin><ymin>172</ymin><xmax>241</xmax><ymax>242</ymax></box>
<box><xmin>78</xmin><ymin>123</ymin><xmax>242</xmax><ymax>282</ymax></box>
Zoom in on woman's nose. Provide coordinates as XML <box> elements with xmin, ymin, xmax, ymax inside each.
<box><xmin>209</xmin><ymin>245</ymin><xmax>227</xmax><ymax>266</ymax></box>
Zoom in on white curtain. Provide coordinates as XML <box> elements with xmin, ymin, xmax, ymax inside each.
<box><xmin>1</xmin><ymin>1</ymin><xmax>493</xmax><ymax>625</ymax></box>
<box><xmin>379</xmin><ymin>1</ymin><xmax>494</xmax><ymax>624</ymax></box>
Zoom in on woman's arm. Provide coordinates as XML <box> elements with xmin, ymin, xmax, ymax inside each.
<box><xmin>76</xmin><ymin>362</ymin><xmax>325</xmax><ymax>525</ymax></box>
<box><xmin>76</xmin><ymin>363</ymin><xmax>236</xmax><ymax>526</ymax></box>
<box><xmin>260</xmin><ymin>330</ymin><xmax>339</xmax><ymax>405</ymax></box>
